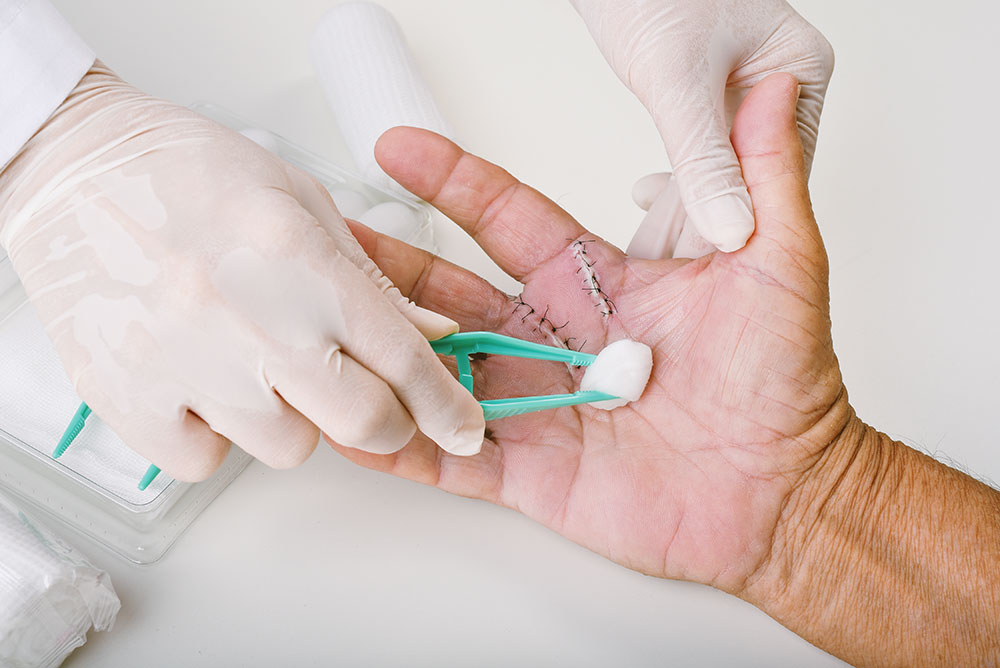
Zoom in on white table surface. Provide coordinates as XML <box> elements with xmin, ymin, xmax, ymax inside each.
<box><xmin>48</xmin><ymin>1</ymin><xmax>999</xmax><ymax>666</ymax></box>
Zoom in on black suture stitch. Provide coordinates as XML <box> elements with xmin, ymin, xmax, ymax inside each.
<box><xmin>562</xmin><ymin>336</ymin><xmax>587</xmax><ymax>353</ymax></box>
<box><xmin>527</xmin><ymin>303</ymin><xmax>571</xmax><ymax>340</ymax></box>
<box><xmin>573</xmin><ymin>239</ymin><xmax>617</xmax><ymax>318</ymax></box>
<box><xmin>497</xmin><ymin>239</ymin><xmax>617</xmax><ymax>358</ymax></box>
<box><xmin>535</xmin><ymin>306</ymin><xmax>551</xmax><ymax>334</ymax></box>
<box><xmin>511</xmin><ymin>295</ymin><xmax>536</xmax><ymax>323</ymax></box>
<box><xmin>511</xmin><ymin>297</ymin><xmax>581</xmax><ymax>355</ymax></box>
<box><xmin>513</xmin><ymin>294</ymin><xmax>551</xmax><ymax>327</ymax></box>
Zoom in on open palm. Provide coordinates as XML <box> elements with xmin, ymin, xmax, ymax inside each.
<box><xmin>331</xmin><ymin>74</ymin><xmax>851</xmax><ymax>594</ymax></box>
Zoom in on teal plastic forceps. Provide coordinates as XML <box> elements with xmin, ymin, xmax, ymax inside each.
<box><xmin>52</xmin><ymin>332</ymin><xmax>609</xmax><ymax>490</ymax></box>
<box><xmin>53</xmin><ymin>404</ymin><xmax>161</xmax><ymax>491</ymax></box>
<box><xmin>429</xmin><ymin>331</ymin><xmax>617</xmax><ymax>419</ymax></box>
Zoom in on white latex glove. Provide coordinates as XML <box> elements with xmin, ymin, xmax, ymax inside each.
<box><xmin>0</xmin><ymin>63</ymin><xmax>485</xmax><ymax>481</ymax></box>
<box><xmin>572</xmin><ymin>0</ymin><xmax>834</xmax><ymax>256</ymax></box>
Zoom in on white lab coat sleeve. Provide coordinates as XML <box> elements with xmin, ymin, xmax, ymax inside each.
<box><xmin>0</xmin><ymin>0</ymin><xmax>94</xmax><ymax>170</ymax></box>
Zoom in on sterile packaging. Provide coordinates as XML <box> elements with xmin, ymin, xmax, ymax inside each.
<box><xmin>0</xmin><ymin>490</ymin><xmax>119</xmax><ymax>668</ymax></box>
<box><xmin>0</xmin><ymin>104</ymin><xmax>438</xmax><ymax>564</ymax></box>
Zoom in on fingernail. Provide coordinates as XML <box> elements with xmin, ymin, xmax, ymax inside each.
<box><xmin>688</xmin><ymin>194</ymin><xmax>754</xmax><ymax>253</ymax></box>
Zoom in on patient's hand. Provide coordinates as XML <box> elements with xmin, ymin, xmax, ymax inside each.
<box><xmin>331</xmin><ymin>74</ymin><xmax>848</xmax><ymax>594</ymax></box>
<box><xmin>334</xmin><ymin>74</ymin><xmax>1000</xmax><ymax>667</ymax></box>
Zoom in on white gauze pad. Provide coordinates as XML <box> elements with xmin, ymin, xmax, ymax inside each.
<box><xmin>309</xmin><ymin>1</ymin><xmax>453</xmax><ymax>197</ymax></box>
<box><xmin>580</xmin><ymin>339</ymin><xmax>653</xmax><ymax>410</ymax></box>
<box><xmin>0</xmin><ymin>302</ymin><xmax>170</xmax><ymax>503</ymax></box>
<box><xmin>0</xmin><ymin>491</ymin><xmax>120</xmax><ymax>668</ymax></box>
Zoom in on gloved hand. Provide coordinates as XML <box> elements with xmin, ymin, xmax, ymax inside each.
<box><xmin>0</xmin><ymin>63</ymin><xmax>485</xmax><ymax>481</ymax></box>
<box><xmin>572</xmin><ymin>0</ymin><xmax>834</xmax><ymax>257</ymax></box>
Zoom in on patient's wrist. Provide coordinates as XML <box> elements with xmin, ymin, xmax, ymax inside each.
<box><xmin>740</xmin><ymin>416</ymin><xmax>893</xmax><ymax>631</ymax></box>
<box><xmin>741</xmin><ymin>413</ymin><xmax>1000</xmax><ymax>666</ymax></box>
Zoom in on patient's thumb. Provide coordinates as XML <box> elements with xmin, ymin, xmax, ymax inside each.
<box><xmin>730</xmin><ymin>73</ymin><xmax>821</xmax><ymax>260</ymax></box>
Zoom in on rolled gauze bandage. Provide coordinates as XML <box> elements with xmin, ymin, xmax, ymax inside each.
<box><xmin>0</xmin><ymin>492</ymin><xmax>120</xmax><ymax>667</ymax></box>
<box><xmin>309</xmin><ymin>2</ymin><xmax>453</xmax><ymax>197</ymax></box>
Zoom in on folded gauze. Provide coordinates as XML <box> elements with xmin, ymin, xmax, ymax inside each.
<box><xmin>0</xmin><ymin>492</ymin><xmax>120</xmax><ymax>667</ymax></box>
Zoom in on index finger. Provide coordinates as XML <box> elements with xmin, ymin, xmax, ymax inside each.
<box><xmin>374</xmin><ymin>127</ymin><xmax>592</xmax><ymax>282</ymax></box>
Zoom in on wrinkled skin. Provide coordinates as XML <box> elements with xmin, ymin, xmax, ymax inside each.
<box><xmin>331</xmin><ymin>74</ymin><xmax>851</xmax><ymax>594</ymax></box>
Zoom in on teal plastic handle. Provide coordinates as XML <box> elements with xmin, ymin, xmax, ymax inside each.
<box><xmin>481</xmin><ymin>391</ymin><xmax>618</xmax><ymax>420</ymax></box>
<box><xmin>54</xmin><ymin>401</ymin><xmax>163</xmax><ymax>490</ymax></box>
<box><xmin>138</xmin><ymin>465</ymin><xmax>161</xmax><ymax>491</ymax></box>
<box><xmin>53</xmin><ymin>403</ymin><xmax>92</xmax><ymax>458</ymax></box>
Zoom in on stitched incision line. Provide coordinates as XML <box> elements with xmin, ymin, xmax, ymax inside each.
<box><xmin>503</xmin><ymin>240</ymin><xmax>617</xmax><ymax>361</ymax></box>
<box><xmin>571</xmin><ymin>239</ymin><xmax>615</xmax><ymax>318</ymax></box>
<box><xmin>511</xmin><ymin>296</ymin><xmax>585</xmax><ymax>354</ymax></box>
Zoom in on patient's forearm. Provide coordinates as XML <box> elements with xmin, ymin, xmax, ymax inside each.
<box><xmin>744</xmin><ymin>417</ymin><xmax>1000</xmax><ymax>667</ymax></box>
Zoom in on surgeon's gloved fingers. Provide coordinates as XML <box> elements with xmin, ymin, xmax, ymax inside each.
<box><xmin>631</xmin><ymin>172</ymin><xmax>672</xmax><ymax>212</ymax></box>
<box><xmin>190</xmin><ymin>392</ymin><xmax>321</xmax><ymax>470</ymax></box>
<box><xmin>783</xmin><ymin>15</ymin><xmax>834</xmax><ymax>176</ymax></box>
<box><xmin>343</xmin><ymin>306</ymin><xmax>486</xmax><ymax>456</ymax></box>
<box><xmin>325</xmin><ymin>254</ymin><xmax>485</xmax><ymax>455</ymax></box>
<box><xmin>672</xmin><ymin>220</ymin><xmax>715</xmax><ymax>259</ymax></box>
<box><xmin>576</xmin><ymin>4</ymin><xmax>757</xmax><ymax>252</ymax></box>
<box><xmin>795</xmin><ymin>83</ymin><xmax>828</xmax><ymax>178</ymax></box>
<box><xmin>650</xmin><ymin>83</ymin><xmax>755</xmax><ymax>253</ymax></box>
<box><xmin>269</xmin><ymin>349</ymin><xmax>417</xmax><ymax>455</ymax></box>
<box><xmin>627</xmin><ymin>173</ymin><xmax>687</xmax><ymax>260</ymax></box>
<box><xmin>275</xmin><ymin>214</ymin><xmax>484</xmax><ymax>456</ymax></box>
<box><xmin>286</xmin><ymin>169</ymin><xmax>460</xmax><ymax>341</ymax></box>
<box><xmin>134</xmin><ymin>412</ymin><xmax>231</xmax><ymax>483</ymax></box>
<box><xmin>78</xmin><ymin>376</ymin><xmax>231</xmax><ymax>482</ymax></box>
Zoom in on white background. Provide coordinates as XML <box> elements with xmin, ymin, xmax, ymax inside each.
<box><xmin>49</xmin><ymin>0</ymin><xmax>999</xmax><ymax>666</ymax></box>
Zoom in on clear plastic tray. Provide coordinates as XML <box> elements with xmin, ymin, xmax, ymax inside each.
<box><xmin>0</xmin><ymin>104</ymin><xmax>435</xmax><ymax>564</ymax></box>
<box><xmin>0</xmin><ymin>256</ymin><xmax>254</xmax><ymax>564</ymax></box>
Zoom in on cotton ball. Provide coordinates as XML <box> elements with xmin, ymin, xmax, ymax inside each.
<box><xmin>359</xmin><ymin>201</ymin><xmax>422</xmax><ymax>242</ymax></box>
<box><xmin>329</xmin><ymin>186</ymin><xmax>372</xmax><ymax>220</ymax></box>
<box><xmin>239</xmin><ymin>128</ymin><xmax>281</xmax><ymax>154</ymax></box>
<box><xmin>580</xmin><ymin>339</ymin><xmax>653</xmax><ymax>410</ymax></box>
